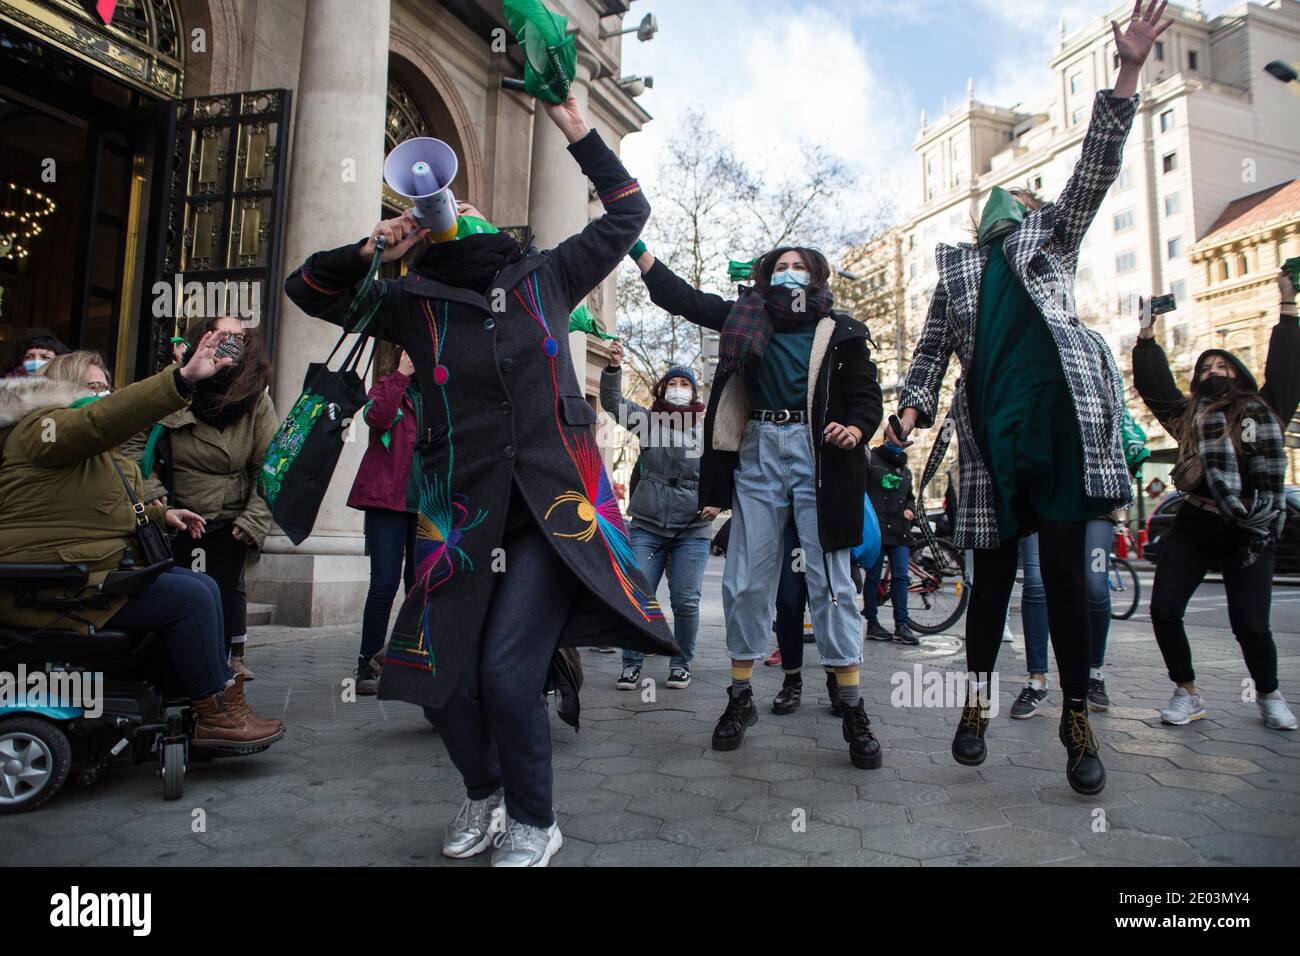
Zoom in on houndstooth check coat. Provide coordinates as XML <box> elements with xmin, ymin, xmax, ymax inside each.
<box><xmin>899</xmin><ymin>91</ymin><xmax>1137</xmax><ymax>551</ymax></box>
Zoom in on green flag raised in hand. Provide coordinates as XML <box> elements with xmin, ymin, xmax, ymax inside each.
<box><xmin>569</xmin><ymin>303</ymin><xmax>618</xmax><ymax>341</ymax></box>
<box><xmin>503</xmin><ymin>0</ymin><xmax>576</xmax><ymax>105</ymax></box>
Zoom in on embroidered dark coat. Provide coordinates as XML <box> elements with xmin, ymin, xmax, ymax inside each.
<box><xmin>285</xmin><ymin>130</ymin><xmax>677</xmax><ymax>710</ymax></box>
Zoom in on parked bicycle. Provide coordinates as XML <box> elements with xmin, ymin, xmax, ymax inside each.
<box><xmin>1108</xmin><ymin>525</ymin><xmax>1142</xmax><ymax>621</ymax></box>
<box><xmin>877</xmin><ymin>519</ymin><xmax>969</xmax><ymax>634</ymax></box>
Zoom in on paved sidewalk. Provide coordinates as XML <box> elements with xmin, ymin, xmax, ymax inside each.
<box><xmin>4</xmin><ymin>556</ymin><xmax>1298</xmax><ymax>866</ymax></box>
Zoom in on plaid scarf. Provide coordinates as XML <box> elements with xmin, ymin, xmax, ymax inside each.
<box><xmin>1197</xmin><ymin>397</ymin><xmax>1287</xmax><ymax>566</ymax></box>
<box><xmin>718</xmin><ymin>285</ymin><xmax>832</xmax><ymax>377</ymax></box>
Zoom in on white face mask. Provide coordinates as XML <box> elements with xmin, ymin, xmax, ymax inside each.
<box><xmin>665</xmin><ymin>386</ymin><xmax>693</xmax><ymax>407</ymax></box>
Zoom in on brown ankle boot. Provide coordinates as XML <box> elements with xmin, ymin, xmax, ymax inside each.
<box><xmin>223</xmin><ymin>677</ymin><xmax>285</xmax><ymax>742</ymax></box>
<box><xmin>191</xmin><ymin>683</ymin><xmax>283</xmax><ymax>749</ymax></box>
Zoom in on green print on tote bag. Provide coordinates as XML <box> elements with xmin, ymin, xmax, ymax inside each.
<box><xmin>258</xmin><ymin>246</ymin><xmax>387</xmax><ymax>545</ymax></box>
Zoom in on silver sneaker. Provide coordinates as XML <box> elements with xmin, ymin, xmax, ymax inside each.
<box><xmin>1160</xmin><ymin>688</ymin><xmax>1207</xmax><ymax>726</ymax></box>
<box><xmin>1258</xmin><ymin>691</ymin><xmax>1298</xmax><ymax>731</ymax></box>
<box><xmin>442</xmin><ymin>790</ymin><xmax>504</xmax><ymax>859</ymax></box>
<box><xmin>490</xmin><ymin>815</ymin><xmax>562</xmax><ymax>867</ymax></box>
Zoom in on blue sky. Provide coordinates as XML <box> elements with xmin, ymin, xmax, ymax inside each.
<box><xmin>617</xmin><ymin>0</ymin><xmax>1241</xmax><ymax>217</ymax></box>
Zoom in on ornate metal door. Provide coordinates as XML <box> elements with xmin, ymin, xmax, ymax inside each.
<box><xmin>148</xmin><ymin>88</ymin><xmax>291</xmax><ymax>370</ymax></box>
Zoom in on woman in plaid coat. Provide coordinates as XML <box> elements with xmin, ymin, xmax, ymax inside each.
<box><xmin>890</xmin><ymin>1</ymin><xmax>1173</xmax><ymax>796</ymax></box>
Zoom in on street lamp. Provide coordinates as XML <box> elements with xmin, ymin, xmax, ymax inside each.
<box><xmin>1264</xmin><ymin>60</ymin><xmax>1298</xmax><ymax>84</ymax></box>
<box><xmin>601</xmin><ymin>13</ymin><xmax>658</xmax><ymax>42</ymax></box>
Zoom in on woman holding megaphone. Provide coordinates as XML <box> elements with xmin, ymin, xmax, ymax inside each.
<box><xmin>286</xmin><ymin>92</ymin><xmax>677</xmax><ymax>867</ymax></box>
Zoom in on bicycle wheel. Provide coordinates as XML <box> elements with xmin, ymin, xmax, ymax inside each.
<box><xmin>1108</xmin><ymin>556</ymin><xmax>1140</xmax><ymax>620</ymax></box>
<box><xmin>905</xmin><ymin>538</ymin><xmax>970</xmax><ymax>635</ymax></box>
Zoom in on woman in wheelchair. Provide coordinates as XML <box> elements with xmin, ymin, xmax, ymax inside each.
<box><xmin>0</xmin><ymin>336</ymin><xmax>283</xmax><ymax>750</ymax></box>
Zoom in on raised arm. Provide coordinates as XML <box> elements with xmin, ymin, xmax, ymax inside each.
<box><xmin>21</xmin><ymin>332</ymin><xmax>230</xmax><ymax>466</ymax></box>
<box><xmin>1260</xmin><ymin>269</ymin><xmax>1300</xmax><ymax>425</ymax></box>
<box><xmin>1133</xmin><ymin>305</ymin><xmax>1187</xmax><ymax>431</ymax></box>
<box><xmin>542</xmin><ymin>93</ymin><xmax>650</xmax><ymax>308</ymax></box>
<box><xmin>1052</xmin><ymin>2</ymin><xmax>1170</xmax><ymax>257</ymax></box>
<box><xmin>283</xmin><ymin>214</ymin><xmax>421</xmax><ymax>344</ymax></box>
<box><xmin>598</xmin><ymin>341</ymin><xmax>649</xmax><ymax>426</ymax></box>
<box><xmin>633</xmin><ymin>251</ymin><xmax>734</xmax><ymax>333</ymax></box>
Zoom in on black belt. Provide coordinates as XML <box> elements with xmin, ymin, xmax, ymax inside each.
<box><xmin>749</xmin><ymin>409</ymin><xmax>807</xmax><ymax>425</ymax></box>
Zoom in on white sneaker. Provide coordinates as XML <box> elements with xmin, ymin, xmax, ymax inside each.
<box><xmin>1258</xmin><ymin>691</ymin><xmax>1298</xmax><ymax>731</ymax></box>
<box><xmin>1160</xmin><ymin>688</ymin><xmax>1207</xmax><ymax>726</ymax></box>
<box><xmin>490</xmin><ymin>815</ymin><xmax>563</xmax><ymax>867</ymax></box>
<box><xmin>442</xmin><ymin>790</ymin><xmax>504</xmax><ymax>859</ymax></box>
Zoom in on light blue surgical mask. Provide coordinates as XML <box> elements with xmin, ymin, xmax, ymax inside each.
<box><xmin>771</xmin><ymin>269</ymin><xmax>810</xmax><ymax>289</ymax></box>
<box><xmin>22</xmin><ymin>358</ymin><xmax>48</xmax><ymax>374</ymax></box>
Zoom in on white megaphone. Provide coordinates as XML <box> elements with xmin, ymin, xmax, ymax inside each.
<box><xmin>384</xmin><ymin>137</ymin><xmax>460</xmax><ymax>243</ymax></box>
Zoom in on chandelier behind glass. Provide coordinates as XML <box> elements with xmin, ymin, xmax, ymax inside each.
<box><xmin>0</xmin><ymin>182</ymin><xmax>57</xmax><ymax>260</ymax></box>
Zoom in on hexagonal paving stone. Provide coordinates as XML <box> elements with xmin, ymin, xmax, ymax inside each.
<box><xmin>858</xmin><ymin>822</ymin><xmax>973</xmax><ymax>860</ymax></box>
<box><xmin>1076</xmin><ymin>830</ymin><xmax>1200</xmax><ymax>865</ymax></box>
<box><xmin>626</xmin><ymin>791</ymin><xmax>720</xmax><ymax>820</ymax></box>
<box><xmin>682</xmin><ymin>775</ymin><xmax>771</xmax><ymax>800</ymax></box>
<box><xmin>659</xmin><ymin>815</ymin><xmax>757</xmax><ymax>849</ymax></box>
<box><xmin>560</xmin><ymin>810</ymin><xmax>661</xmax><ymax>844</ymax></box>
<box><xmin>808</xmin><ymin>849</ymin><xmax>921</xmax><ymax>866</ymax></box>
<box><xmin>966</xmin><ymin>825</ymin><xmax>1084</xmax><ymax>864</ymax></box>
<box><xmin>586</xmin><ymin>838</ymin><xmax>700</xmax><ymax>867</ymax></box>
<box><xmin>758</xmin><ymin>820</ymin><xmax>862</xmax><ymax>854</ymax></box>
<box><xmin>695</xmin><ymin>844</ymin><xmax>808</xmax><ymax>866</ymax></box>
<box><xmin>910</xmin><ymin>802</ymin><xmax>1009</xmax><ymax>831</ymax></box>
<box><xmin>1187</xmin><ymin>831</ymin><xmax>1300</xmax><ymax>866</ymax></box>
<box><xmin>600</xmin><ymin>772</ymin><xmax>687</xmax><ymax>795</ymax></box>
<box><xmin>856</xmin><ymin>779</ymin><xmax>951</xmax><ymax>805</ymax></box>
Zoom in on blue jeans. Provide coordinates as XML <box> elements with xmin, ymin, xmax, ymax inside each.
<box><xmin>1022</xmin><ymin>519</ymin><xmax>1112</xmax><ymax>675</ymax></box>
<box><xmin>862</xmin><ymin>544</ymin><xmax>910</xmax><ymax>627</ymax></box>
<box><xmin>722</xmin><ymin>421</ymin><xmax>862</xmax><ymax>667</ymax></box>
<box><xmin>106</xmin><ymin>567</ymin><xmax>230</xmax><ymax>699</ymax></box>
<box><xmin>360</xmin><ymin>508</ymin><xmax>416</xmax><ymax>661</ymax></box>
<box><xmin>623</xmin><ymin>528</ymin><xmax>709</xmax><ymax>669</ymax></box>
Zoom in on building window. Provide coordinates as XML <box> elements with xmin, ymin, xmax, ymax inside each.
<box><xmin>1113</xmin><ymin>209</ymin><xmax>1135</xmax><ymax>233</ymax></box>
<box><xmin>1113</xmin><ymin>51</ymin><xmax>1121</xmax><ymax>70</ymax></box>
<box><xmin>1160</xmin><ymin>109</ymin><xmax>1174</xmax><ymax>133</ymax></box>
<box><xmin>1167</xmin><ymin>237</ymin><xmax>1183</xmax><ymax>259</ymax></box>
<box><xmin>1188</xmin><ymin>50</ymin><xmax>1199</xmax><ymax>71</ymax></box>
<box><xmin>1170</xmin><ymin>280</ymin><xmax>1187</xmax><ymax>305</ymax></box>
<box><xmin>1116</xmin><ymin>251</ymin><xmax>1138</xmax><ymax>274</ymax></box>
<box><xmin>1155</xmin><ymin>40</ymin><xmax>1165</xmax><ymax>61</ymax></box>
<box><xmin>1165</xmin><ymin>193</ymin><xmax>1180</xmax><ymax>216</ymax></box>
<box><xmin>1218</xmin><ymin>259</ymin><xmax>1230</xmax><ymax>282</ymax></box>
<box><xmin>1162</xmin><ymin>152</ymin><xmax>1177</xmax><ymax>174</ymax></box>
<box><xmin>1115</xmin><ymin>166</ymin><xmax>1133</xmax><ymax>191</ymax></box>
<box><xmin>1032</xmin><ymin>175</ymin><xmax>1043</xmax><ymax>191</ymax></box>
<box><xmin>1071</xmin><ymin>107</ymin><xmax>1084</xmax><ymax>126</ymax></box>
<box><xmin>1238</xmin><ymin>253</ymin><xmax>1249</xmax><ymax>275</ymax></box>
<box><xmin>1070</xmin><ymin>72</ymin><xmax>1082</xmax><ymax>94</ymax></box>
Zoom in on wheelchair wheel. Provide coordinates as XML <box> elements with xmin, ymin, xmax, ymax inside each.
<box><xmin>0</xmin><ymin>716</ymin><xmax>72</xmax><ymax>814</ymax></box>
<box><xmin>160</xmin><ymin>740</ymin><xmax>186</xmax><ymax>800</ymax></box>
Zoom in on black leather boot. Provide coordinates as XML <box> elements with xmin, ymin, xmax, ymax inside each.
<box><xmin>951</xmin><ymin>701</ymin><xmax>990</xmax><ymax>767</ymax></box>
<box><xmin>1060</xmin><ymin>699</ymin><xmax>1106</xmax><ymax>795</ymax></box>
<box><xmin>772</xmin><ymin>673</ymin><xmax>802</xmax><ymax>715</ymax></box>
<box><xmin>841</xmin><ymin>700</ymin><xmax>883</xmax><ymax>769</ymax></box>
<box><xmin>712</xmin><ymin>685</ymin><xmax>757</xmax><ymax>751</ymax></box>
<box><xmin>826</xmin><ymin>670</ymin><xmax>844</xmax><ymax>718</ymax></box>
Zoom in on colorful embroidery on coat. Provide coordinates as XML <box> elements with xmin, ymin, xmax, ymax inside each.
<box><xmin>513</xmin><ymin>273</ymin><xmax>664</xmax><ymax>623</ymax></box>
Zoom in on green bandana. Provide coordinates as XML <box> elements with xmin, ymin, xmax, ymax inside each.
<box><xmin>568</xmin><ymin>303</ymin><xmax>618</xmax><ymax>341</ymax></box>
<box><xmin>977</xmin><ymin>187</ymin><xmax>1027</xmax><ymax>246</ymax></box>
<box><xmin>728</xmin><ymin>258</ymin><xmax>758</xmax><ymax>283</ymax></box>
<box><xmin>454</xmin><ymin>214</ymin><xmax>500</xmax><ymax>240</ymax></box>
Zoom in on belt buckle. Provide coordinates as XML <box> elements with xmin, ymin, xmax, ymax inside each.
<box><xmin>774</xmin><ymin>410</ymin><xmax>790</xmax><ymax>425</ymax></box>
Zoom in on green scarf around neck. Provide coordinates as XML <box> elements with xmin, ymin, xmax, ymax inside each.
<box><xmin>978</xmin><ymin>187</ymin><xmax>1027</xmax><ymax>245</ymax></box>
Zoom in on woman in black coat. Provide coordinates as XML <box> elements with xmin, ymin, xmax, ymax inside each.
<box><xmin>1134</xmin><ymin>268</ymin><xmax>1300</xmax><ymax>733</ymax></box>
<box><xmin>285</xmin><ymin>94</ymin><xmax>676</xmax><ymax>867</ymax></box>
<box><xmin>630</xmin><ymin>244</ymin><xmax>884</xmax><ymax>770</ymax></box>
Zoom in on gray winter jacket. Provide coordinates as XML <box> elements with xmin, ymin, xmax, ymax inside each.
<box><xmin>600</xmin><ymin>366</ymin><xmax>710</xmax><ymax>539</ymax></box>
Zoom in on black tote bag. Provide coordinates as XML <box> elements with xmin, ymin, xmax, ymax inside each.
<box><xmin>258</xmin><ymin>248</ymin><xmax>385</xmax><ymax>545</ymax></box>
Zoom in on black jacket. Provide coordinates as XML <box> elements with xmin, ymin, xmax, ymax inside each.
<box><xmin>867</xmin><ymin>445</ymin><xmax>916</xmax><ymax>547</ymax></box>
<box><xmin>641</xmin><ymin>260</ymin><xmax>883</xmax><ymax>552</ymax></box>
<box><xmin>285</xmin><ymin>130</ymin><xmax>678</xmax><ymax>711</ymax></box>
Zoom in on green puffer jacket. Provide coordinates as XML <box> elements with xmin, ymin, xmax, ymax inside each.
<box><xmin>120</xmin><ymin>392</ymin><xmax>278</xmax><ymax>548</ymax></box>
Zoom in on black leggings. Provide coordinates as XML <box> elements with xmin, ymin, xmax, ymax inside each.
<box><xmin>774</xmin><ymin>522</ymin><xmax>809</xmax><ymax>669</ymax></box>
<box><xmin>172</xmin><ymin>522</ymin><xmax>249</xmax><ymax>651</ymax></box>
<box><xmin>966</xmin><ymin>519</ymin><xmax>1091</xmax><ymax>700</ymax></box>
<box><xmin>1150</xmin><ymin>505</ymin><xmax>1278</xmax><ymax>694</ymax></box>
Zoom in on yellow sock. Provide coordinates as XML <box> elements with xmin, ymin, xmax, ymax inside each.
<box><xmin>731</xmin><ymin>661</ymin><xmax>754</xmax><ymax>689</ymax></box>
